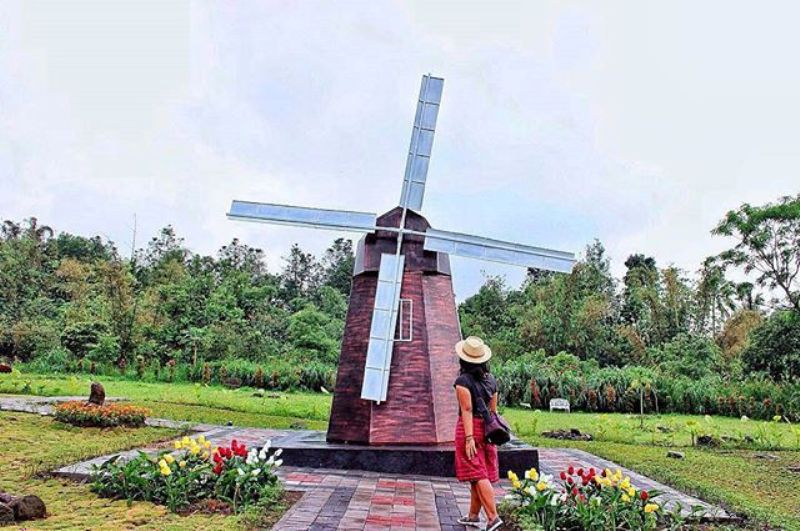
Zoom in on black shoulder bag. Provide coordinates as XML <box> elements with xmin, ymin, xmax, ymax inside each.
<box><xmin>468</xmin><ymin>375</ymin><xmax>512</xmax><ymax>446</ymax></box>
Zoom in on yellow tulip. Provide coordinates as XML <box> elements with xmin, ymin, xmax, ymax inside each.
<box><xmin>164</xmin><ymin>454</ymin><xmax>175</xmax><ymax>464</ymax></box>
<box><xmin>627</xmin><ymin>487</ymin><xmax>635</xmax><ymax>498</ymax></box>
<box><xmin>158</xmin><ymin>459</ymin><xmax>168</xmax><ymax>469</ymax></box>
<box><xmin>512</xmin><ymin>479</ymin><xmax>521</xmax><ymax>489</ymax></box>
<box><xmin>535</xmin><ymin>482</ymin><xmax>547</xmax><ymax>492</ymax></box>
<box><xmin>203</xmin><ymin>440</ymin><xmax>212</xmax><ymax>449</ymax></box>
<box><xmin>621</xmin><ymin>494</ymin><xmax>630</xmax><ymax>503</ymax></box>
<box><xmin>182</xmin><ymin>436</ymin><xmax>190</xmax><ymax>447</ymax></box>
<box><xmin>160</xmin><ymin>466</ymin><xmax>172</xmax><ymax>476</ymax></box>
<box><xmin>197</xmin><ymin>435</ymin><xmax>206</xmax><ymax>444</ymax></box>
<box><xmin>179</xmin><ymin>460</ymin><xmax>186</xmax><ymax>468</ymax></box>
<box><xmin>189</xmin><ymin>445</ymin><xmax>200</xmax><ymax>455</ymax></box>
<box><xmin>202</xmin><ymin>451</ymin><xmax>210</xmax><ymax>460</ymax></box>
<box><xmin>173</xmin><ymin>440</ymin><xmax>182</xmax><ymax>450</ymax></box>
<box><xmin>528</xmin><ymin>468</ymin><xmax>539</xmax><ymax>481</ymax></box>
<box><xmin>507</xmin><ymin>471</ymin><xmax>518</xmax><ymax>482</ymax></box>
<box><xmin>644</xmin><ymin>503</ymin><xmax>659</xmax><ymax>513</ymax></box>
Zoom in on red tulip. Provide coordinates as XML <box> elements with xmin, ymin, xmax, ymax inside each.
<box><xmin>568</xmin><ymin>465</ymin><xmax>574</xmax><ymax>475</ymax></box>
<box><xmin>560</xmin><ymin>471</ymin><xmax>567</xmax><ymax>480</ymax></box>
<box><xmin>571</xmin><ymin>487</ymin><xmax>578</xmax><ymax>496</ymax></box>
<box><xmin>641</xmin><ymin>491</ymin><xmax>649</xmax><ymax>501</ymax></box>
<box><xmin>577</xmin><ymin>468</ymin><xmax>584</xmax><ymax>477</ymax></box>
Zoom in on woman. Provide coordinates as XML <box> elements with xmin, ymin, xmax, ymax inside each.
<box><xmin>454</xmin><ymin>336</ymin><xmax>503</xmax><ymax>531</ymax></box>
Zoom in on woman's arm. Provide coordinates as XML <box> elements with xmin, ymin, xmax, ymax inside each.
<box><xmin>455</xmin><ymin>385</ymin><xmax>477</xmax><ymax>459</ymax></box>
<box><xmin>489</xmin><ymin>392</ymin><xmax>498</xmax><ymax>413</ymax></box>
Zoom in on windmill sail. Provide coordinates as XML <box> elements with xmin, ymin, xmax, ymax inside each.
<box><xmin>361</xmin><ymin>253</ymin><xmax>405</xmax><ymax>402</ymax></box>
<box><xmin>424</xmin><ymin>228</ymin><xmax>576</xmax><ymax>273</ymax></box>
<box><xmin>399</xmin><ymin>75</ymin><xmax>444</xmax><ymax>212</ymax></box>
<box><xmin>227</xmin><ymin>201</ymin><xmax>377</xmax><ymax>233</ymax></box>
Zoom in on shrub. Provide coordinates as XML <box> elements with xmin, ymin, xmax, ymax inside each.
<box><xmin>54</xmin><ymin>402</ymin><xmax>150</xmax><ymax>427</ymax></box>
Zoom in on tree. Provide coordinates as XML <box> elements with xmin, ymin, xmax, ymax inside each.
<box><xmin>23</xmin><ymin>217</ymin><xmax>54</xmax><ymax>243</ymax></box>
<box><xmin>717</xmin><ymin>309</ymin><xmax>762</xmax><ymax>362</ymax></box>
<box><xmin>713</xmin><ymin>194</ymin><xmax>800</xmax><ymax>312</ymax></box>
<box><xmin>280</xmin><ymin>244</ymin><xmax>321</xmax><ymax>304</ymax></box>
<box><xmin>734</xmin><ymin>281</ymin><xmax>765</xmax><ymax>311</ymax></box>
<box><xmin>620</xmin><ymin>254</ymin><xmax>660</xmax><ymax>345</ymax></box>
<box><xmin>321</xmin><ymin>238</ymin><xmax>354</xmax><ymax>298</ymax></box>
<box><xmin>742</xmin><ymin>310</ymin><xmax>800</xmax><ymax>381</ymax></box>
<box><xmin>695</xmin><ymin>258</ymin><xmax>736</xmax><ymax>335</ymax></box>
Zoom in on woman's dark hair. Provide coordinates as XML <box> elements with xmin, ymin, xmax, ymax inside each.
<box><xmin>459</xmin><ymin>358</ymin><xmax>490</xmax><ymax>380</ymax></box>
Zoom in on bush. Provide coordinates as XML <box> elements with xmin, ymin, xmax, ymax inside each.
<box><xmin>54</xmin><ymin>402</ymin><xmax>150</xmax><ymax>427</ymax></box>
<box><xmin>91</xmin><ymin>435</ymin><xmax>282</xmax><ymax>513</ymax></box>
<box><xmin>492</xmin><ymin>352</ymin><xmax>799</xmax><ymax>421</ymax></box>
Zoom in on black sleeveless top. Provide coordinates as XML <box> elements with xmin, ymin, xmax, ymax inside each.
<box><xmin>454</xmin><ymin>373</ymin><xmax>497</xmax><ymax>417</ymax></box>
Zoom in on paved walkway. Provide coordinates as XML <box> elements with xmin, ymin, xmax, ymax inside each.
<box><xmin>1</xmin><ymin>394</ymin><xmax>729</xmax><ymax>529</ymax></box>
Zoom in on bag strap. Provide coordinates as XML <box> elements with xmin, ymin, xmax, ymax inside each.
<box><xmin>465</xmin><ymin>374</ymin><xmax>491</xmax><ymax>422</ymax></box>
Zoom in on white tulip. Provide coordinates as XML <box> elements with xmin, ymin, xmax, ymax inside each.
<box><xmin>274</xmin><ymin>459</ymin><xmax>283</xmax><ymax>467</ymax></box>
<box><xmin>274</xmin><ymin>448</ymin><xmax>283</xmax><ymax>457</ymax></box>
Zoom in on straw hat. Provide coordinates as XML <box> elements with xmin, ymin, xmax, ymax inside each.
<box><xmin>455</xmin><ymin>336</ymin><xmax>492</xmax><ymax>364</ymax></box>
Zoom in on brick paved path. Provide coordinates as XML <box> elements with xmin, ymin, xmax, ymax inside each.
<box><xmin>1</xmin><ymin>395</ymin><xmax>728</xmax><ymax>529</ymax></box>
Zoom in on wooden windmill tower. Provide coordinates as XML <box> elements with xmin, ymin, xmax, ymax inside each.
<box><xmin>228</xmin><ymin>75</ymin><xmax>575</xmax><ymax>445</ymax></box>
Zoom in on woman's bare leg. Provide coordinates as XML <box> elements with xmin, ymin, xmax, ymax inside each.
<box><xmin>469</xmin><ymin>481</ymin><xmax>481</xmax><ymax>518</ymax></box>
<box><xmin>475</xmin><ymin>479</ymin><xmax>498</xmax><ymax>521</ymax></box>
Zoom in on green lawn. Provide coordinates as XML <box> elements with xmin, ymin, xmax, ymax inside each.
<box><xmin>0</xmin><ymin>411</ymin><xmax>246</xmax><ymax>530</ymax></box>
<box><xmin>3</xmin><ymin>371</ymin><xmax>800</xmax><ymax>529</ymax></box>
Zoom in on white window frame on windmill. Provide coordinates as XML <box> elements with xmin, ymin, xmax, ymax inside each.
<box><xmin>395</xmin><ymin>299</ymin><xmax>413</xmax><ymax>342</ymax></box>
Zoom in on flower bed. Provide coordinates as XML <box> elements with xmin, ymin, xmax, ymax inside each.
<box><xmin>503</xmin><ymin>465</ymin><xmax>703</xmax><ymax>530</ymax></box>
<box><xmin>53</xmin><ymin>402</ymin><xmax>150</xmax><ymax>428</ymax></box>
<box><xmin>90</xmin><ymin>436</ymin><xmax>283</xmax><ymax>513</ymax></box>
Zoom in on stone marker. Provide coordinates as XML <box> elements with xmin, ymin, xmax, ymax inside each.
<box><xmin>667</xmin><ymin>451</ymin><xmax>685</xmax><ymax>459</ymax></box>
<box><xmin>87</xmin><ymin>381</ymin><xmax>105</xmax><ymax>406</ymax></box>
<box><xmin>0</xmin><ymin>362</ymin><xmax>12</xmax><ymax>373</ymax></box>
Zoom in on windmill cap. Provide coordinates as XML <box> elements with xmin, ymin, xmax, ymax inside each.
<box><xmin>455</xmin><ymin>336</ymin><xmax>492</xmax><ymax>364</ymax></box>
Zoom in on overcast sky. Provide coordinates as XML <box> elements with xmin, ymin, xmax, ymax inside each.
<box><xmin>1</xmin><ymin>1</ymin><xmax>798</xmax><ymax>299</ymax></box>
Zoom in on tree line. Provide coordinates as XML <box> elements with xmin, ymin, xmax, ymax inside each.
<box><xmin>0</xmin><ymin>193</ymin><xmax>798</xmax><ymax>409</ymax></box>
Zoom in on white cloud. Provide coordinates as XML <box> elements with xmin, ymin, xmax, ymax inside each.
<box><xmin>1</xmin><ymin>0</ymin><xmax>798</xmax><ymax>297</ymax></box>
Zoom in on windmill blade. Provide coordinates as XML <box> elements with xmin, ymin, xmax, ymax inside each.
<box><xmin>399</xmin><ymin>75</ymin><xmax>444</xmax><ymax>212</ymax></box>
<box><xmin>227</xmin><ymin>200</ymin><xmax>377</xmax><ymax>233</ymax></box>
<box><xmin>361</xmin><ymin>253</ymin><xmax>405</xmax><ymax>402</ymax></box>
<box><xmin>424</xmin><ymin>228</ymin><xmax>576</xmax><ymax>273</ymax></box>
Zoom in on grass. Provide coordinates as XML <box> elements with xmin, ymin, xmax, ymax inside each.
<box><xmin>3</xmin><ymin>371</ymin><xmax>800</xmax><ymax>529</ymax></box>
<box><xmin>0</xmin><ymin>411</ymin><xmax>247</xmax><ymax>530</ymax></box>
<box><xmin>0</xmin><ymin>412</ymin><xmax>299</xmax><ymax>529</ymax></box>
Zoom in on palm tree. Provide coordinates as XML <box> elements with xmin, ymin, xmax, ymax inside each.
<box><xmin>24</xmin><ymin>217</ymin><xmax>54</xmax><ymax>242</ymax></box>
<box><xmin>1</xmin><ymin>220</ymin><xmax>21</xmax><ymax>240</ymax></box>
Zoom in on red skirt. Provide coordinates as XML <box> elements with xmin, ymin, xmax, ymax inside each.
<box><xmin>454</xmin><ymin>416</ymin><xmax>499</xmax><ymax>483</ymax></box>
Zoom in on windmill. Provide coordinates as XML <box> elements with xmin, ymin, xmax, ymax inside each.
<box><xmin>228</xmin><ymin>75</ymin><xmax>575</xmax><ymax>445</ymax></box>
